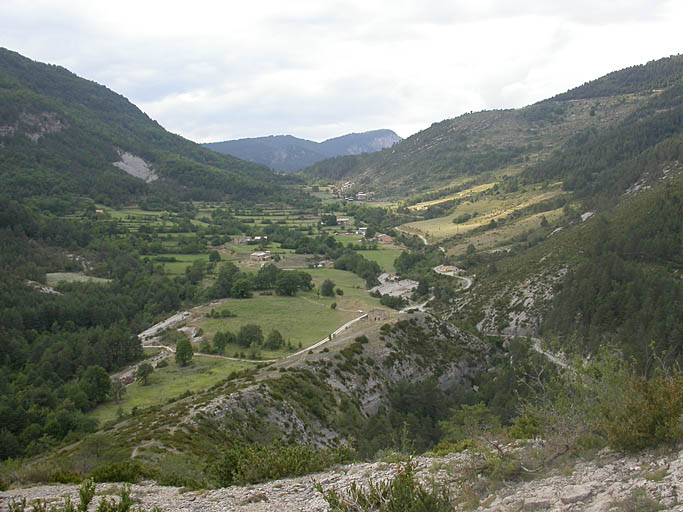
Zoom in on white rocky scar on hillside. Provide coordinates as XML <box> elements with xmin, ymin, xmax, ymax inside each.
<box><xmin>112</xmin><ymin>149</ymin><xmax>158</xmax><ymax>183</ymax></box>
<box><xmin>0</xmin><ymin>112</ymin><xmax>66</xmax><ymax>142</ymax></box>
<box><xmin>455</xmin><ymin>267</ymin><xmax>566</xmax><ymax>337</ymax></box>
<box><xmin>2</xmin><ymin>445</ymin><xmax>681</xmax><ymax>511</ymax></box>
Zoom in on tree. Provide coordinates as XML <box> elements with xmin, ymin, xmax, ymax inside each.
<box><xmin>175</xmin><ymin>339</ymin><xmax>194</xmax><ymax>367</ymax></box>
<box><xmin>320</xmin><ymin>278</ymin><xmax>336</xmax><ymax>297</ymax></box>
<box><xmin>109</xmin><ymin>379</ymin><xmax>126</xmax><ymax>402</ymax></box>
<box><xmin>135</xmin><ymin>362</ymin><xmax>154</xmax><ymax>385</ymax></box>
<box><xmin>209</xmin><ymin>250</ymin><xmax>221</xmax><ymax>262</ymax></box>
<box><xmin>231</xmin><ymin>278</ymin><xmax>252</xmax><ymax>298</ymax></box>
<box><xmin>265</xmin><ymin>329</ymin><xmax>284</xmax><ymax>350</ymax></box>
<box><xmin>275</xmin><ymin>272</ymin><xmax>300</xmax><ymax>296</ymax></box>
<box><xmin>238</xmin><ymin>324</ymin><xmax>264</xmax><ymax>347</ymax></box>
<box><xmin>213</xmin><ymin>330</ymin><xmax>236</xmax><ymax>354</ymax></box>
<box><xmin>80</xmin><ymin>366</ymin><xmax>111</xmax><ymax>405</ymax></box>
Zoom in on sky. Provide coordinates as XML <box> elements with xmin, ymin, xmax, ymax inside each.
<box><xmin>1</xmin><ymin>1</ymin><xmax>681</xmax><ymax>143</ymax></box>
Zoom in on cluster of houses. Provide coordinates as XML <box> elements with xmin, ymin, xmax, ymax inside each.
<box><xmin>344</xmin><ymin>192</ymin><xmax>369</xmax><ymax>201</ymax></box>
<box><xmin>249</xmin><ymin>250</ymin><xmax>271</xmax><ymax>262</ymax></box>
<box><xmin>235</xmin><ymin>235</ymin><xmax>268</xmax><ymax>245</ymax></box>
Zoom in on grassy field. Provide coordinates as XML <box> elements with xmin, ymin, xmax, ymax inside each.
<box><xmin>192</xmin><ymin>268</ymin><xmax>384</xmax><ymax>358</ymax></box>
<box><xmin>408</xmin><ymin>182</ymin><xmax>498</xmax><ymax>210</ymax></box>
<box><xmin>401</xmin><ymin>186</ymin><xmax>566</xmax><ymax>241</ymax></box>
<box><xmin>46</xmin><ymin>273</ymin><xmax>112</xmax><ymax>285</ymax></box>
<box><xmin>90</xmin><ymin>356</ymin><xmax>255</xmax><ymax>424</ymax></box>
<box><xmin>357</xmin><ymin>247</ymin><xmax>402</xmax><ymax>273</ymax></box>
<box><xmin>154</xmin><ymin>253</ymin><xmax>213</xmax><ymax>275</ymax></box>
<box><xmin>446</xmin><ymin>207</ymin><xmax>565</xmax><ymax>256</ymax></box>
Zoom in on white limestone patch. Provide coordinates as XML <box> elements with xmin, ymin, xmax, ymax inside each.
<box><xmin>113</xmin><ymin>149</ymin><xmax>158</xmax><ymax>183</ymax></box>
<box><xmin>0</xmin><ymin>112</ymin><xmax>66</xmax><ymax>141</ymax></box>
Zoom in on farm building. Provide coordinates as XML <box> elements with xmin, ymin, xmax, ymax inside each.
<box><xmin>250</xmin><ymin>251</ymin><xmax>271</xmax><ymax>262</ymax></box>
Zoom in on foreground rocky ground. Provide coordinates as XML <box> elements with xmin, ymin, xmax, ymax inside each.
<box><xmin>2</xmin><ymin>445</ymin><xmax>681</xmax><ymax>511</ymax></box>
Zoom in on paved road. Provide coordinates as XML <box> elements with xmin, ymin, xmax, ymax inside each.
<box><xmin>433</xmin><ymin>265</ymin><xmax>473</xmax><ymax>290</ymax></box>
<box><xmin>395</xmin><ymin>227</ymin><xmax>428</xmax><ymax>246</ymax></box>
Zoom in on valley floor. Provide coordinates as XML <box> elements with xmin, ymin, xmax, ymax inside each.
<box><xmin>3</xmin><ymin>445</ymin><xmax>681</xmax><ymax>511</ymax></box>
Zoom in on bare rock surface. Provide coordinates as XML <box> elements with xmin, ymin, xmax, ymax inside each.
<box><xmin>113</xmin><ymin>150</ymin><xmax>158</xmax><ymax>183</ymax></box>
<box><xmin>2</xmin><ymin>446</ymin><xmax>682</xmax><ymax>511</ymax></box>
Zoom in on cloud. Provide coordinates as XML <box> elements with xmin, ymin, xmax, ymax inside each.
<box><xmin>1</xmin><ymin>0</ymin><xmax>681</xmax><ymax>142</ymax></box>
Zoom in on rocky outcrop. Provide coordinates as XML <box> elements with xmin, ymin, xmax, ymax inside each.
<box><xmin>3</xmin><ymin>445</ymin><xmax>681</xmax><ymax>511</ymax></box>
<box><xmin>112</xmin><ymin>149</ymin><xmax>158</xmax><ymax>183</ymax></box>
<box><xmin>0</xmin><ymin>112</ymin><xmax>66</xmax><ymax>142</ymax></box>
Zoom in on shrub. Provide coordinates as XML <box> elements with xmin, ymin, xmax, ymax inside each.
<box><xmin>209</xmin><ymin>442</ymin><xmax>350</xmax><ymax>487</ymax></box>
<box><xmin>608</xmin><ymin>488</ymin><xmax>665</xmax><ymax>512</ymax></box>
<box><xmin>90</xmin><ymin>460</ymin><xmax>142</xmax><ymax>483</ymax></box>
<box><xmin>316</xmin><ymin>461</ymin><xmax>452</xmax><ymax>512</ymax></box>
<box><xmin>8</xmin><ymin>479</ymin><xmax>163</xmax><ymax>512</ymax></box>
<box><xmin>321</xmin><ymin>279</ymin><xmax>336</xmax><ymax>297</ymax></box>
<box><xmin>597</xmin><ymin>372</ymin><xmax>683</xmax><ymax>451</ymax></box>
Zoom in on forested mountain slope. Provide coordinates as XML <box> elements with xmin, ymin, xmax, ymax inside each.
<box><xmin>303</xmin><ymin>54</ymin><xmax>683</xmax><ymax>199</ymax></box>
<box><xmin>444</xmin><ymin>171</ymin><xmax>682</xmax><ymax>370</ymax></box>
<box><xmin>0</xmin><ymin>48</ymin><xmax>294</xmax><ymax>210</ymax></box>
<box><xmin>204</xmin><ymin>129</ymin><xmax>401</xmax><ymax>173</ymax></box>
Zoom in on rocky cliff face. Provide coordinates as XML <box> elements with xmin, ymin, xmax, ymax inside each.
<box><xmin>127</xmin><ymin>313</ymin><xmax>490</xmax><ymax>457</ymax></box>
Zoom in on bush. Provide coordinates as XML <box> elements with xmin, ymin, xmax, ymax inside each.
<box><xmin>380</xmin><ymin>294</ymin><xmax>407</xmax><ymax>310</ymax></box>
<box><xmin>90</xmin><ymin>460</ymin><xmax>142</xmax><ymax>483</ymax></box>
<box><xmin>597</xmin><ymin>372</ymin><xmax>683</xmax><ymax>451</ymax></box>
<box><xmin>316</xmin><ymin>461</ymin><xmax>452</xmax><ymax>512</ymax></box>
<box><xmin>209</xmin><ymin>442</ymin><xmax>350</xmax><ymax>487</ymax></box>
<box><xmin>321</xmin><ymin>279</ymin><xmax>336</xmax><ymax>297</ymax></box>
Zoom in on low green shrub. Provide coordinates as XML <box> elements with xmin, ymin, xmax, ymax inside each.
<box><xmin>209</xmin><ymin>442</ymin><xmax>352</xmax><ymax>487</ymax></box>
<box><xmin>8</xmin><ymin>479</ymin><xmax>163</xmax><ymax>512</ymax></box>
<box><xmin>598</xmin><ymin>372</ymin><xmax>683</xmax><ymax>451</ymax></box>
<box><xmin>608</xmin><ymin>488</ymin><xmax>665</xmax><ymax>512</ymax></box>
<box><xmin>316</xmin><ymin>461</ymin><xmax>452</xmax><ymax>512</ymax></box>
<box><xmin>90</xmin><ymin>460</ymin><xmax>142</xmax><ymax>483</ymax></box>
<box><xmin>50</xmin><ymin>468</ymin><xmax>83</xmax><ymax>484</ymax></box>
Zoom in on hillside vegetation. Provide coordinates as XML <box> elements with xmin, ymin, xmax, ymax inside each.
<box><xmin>0</xmin><ymin>48</ymin><xmax>299</xmax><ymax>210</ymax></box>
<box><xmin>1</xmin><ymin>48</ymin><xmax>682</xmax><ymax>507</ymax></box>
<box><xmin>303</xmin><ymin>54</ymin><xmax>683</xmax><ymax>199</ymax></box>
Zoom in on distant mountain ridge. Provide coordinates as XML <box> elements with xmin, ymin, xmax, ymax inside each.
<box><xmin>0</xmin><ymin>48</ymin><xmax>294</xmax><ymax>208</ymax></box>
<box><xmin>203</xmin><ymin>129</ymin><xmax>401</xmax><ymax>173</ymax></box>
<box><xmin>302</xmin><ymin>54</ymin><xmax>683</xmax><ymax>199</ymax></box>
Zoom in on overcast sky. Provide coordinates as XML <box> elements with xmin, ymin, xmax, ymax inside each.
<box><xmin>1</xmin><ymin>1</ymin><xmax>681</xmax><ymax>142</ymax></box>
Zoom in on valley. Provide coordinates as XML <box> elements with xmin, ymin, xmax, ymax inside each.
<box><xmin>0</xmin><ymin>48</ymin><xmax>681</xmax><ymax>511</ymax></box>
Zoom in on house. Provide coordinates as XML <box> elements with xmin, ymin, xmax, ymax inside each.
<box><xmin>357</xmin><ymin>227</ymin><xmax>368</xmax><ymax>237</ymax></box>
<box><xmin>377</xmin><ymin>234</ymin><xmax>393</xmax><ymax>243</ymax></box>
<box><xmin>337</xmin><ymin>217</ymin><xmax>351</xmax><ymax>227</ymax></box>
<box><xmin>235</xmin><ymin>236</ymin><xmax>253</xmax><ymax>245</ymax></box>
<box><xmin>250</xmin><ymin>251</ymin><xmax>271</xmax><ymax>262</ymax></box>
<box><xmin>356</xmin><ymin>192</ymin><xmax>368</xmax><ymax>201</ymax></box>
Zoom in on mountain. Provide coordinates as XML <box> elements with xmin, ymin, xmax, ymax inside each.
<box><xmin>203</xmin><ymin>129</ymin><xmax>401</xmax><ymax>173</ymax></box>
<box><xmin>1</xmin><ymin>49</ymin><xmax>681</xmax><ymax>505</ymax></box>
<box><xmin>302</xmin><ymin>54</ymin><xmax>683</xmax><ymax>199</ymax></box>
<box><xmin>0</xmin><ymin>48</ymin><xmax>296</xmax><ymax>209</ymax></box>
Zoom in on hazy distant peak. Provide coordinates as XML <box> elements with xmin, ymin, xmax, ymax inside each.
<box><xmin>203</xmin><ymin>129</ymin><xmax>402</xmax><ymax>173</ymax></box>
